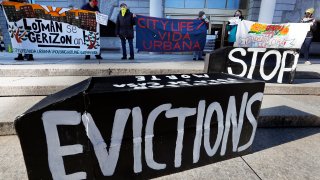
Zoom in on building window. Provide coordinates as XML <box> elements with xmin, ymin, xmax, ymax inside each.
<box><xmin>206</xmin><ymin>0</ymin><xmax>226</xmax><ymax>9</ymax></box>
<box><xmin>165</xmin><ymin>0</ymin><xmax>185</xmax><ymax>8</ymax></box>
<box><xmin>227</xmin><ymin>0</ymin><xmax>240</xmax><ymax>9</ymax></box>
<box><xmin>185</xmin><ymin>0</ymin><xmax>205</xmax><ymax>8</ymax></box>
<box><xmin>165</xmin><ymin>0</ymin><xmax>241</xmax><ymax>9</ymax></box>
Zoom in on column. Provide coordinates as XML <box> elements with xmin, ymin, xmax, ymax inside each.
<box><xmin>258</xmin><ymin>0</ymin><xmax>276</xmax><ymax>23</ymax></box>
<box><xmin>149</xmin><ymin>0</ymin><xmax>163</xmax><ymax>54</ymax></box>
<box><xmin>150</xmin><ymin>0</ymin><xmax>163</xmax><ymax>18</ymax></box>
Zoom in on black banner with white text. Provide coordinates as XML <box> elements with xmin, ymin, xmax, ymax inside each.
<box><xmin>207</xmin><ymin>47</ymin><xmax>299</xmax><ymax>83</ymax></box>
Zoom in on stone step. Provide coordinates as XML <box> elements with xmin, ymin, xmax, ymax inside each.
<box><xmin>0</xmin><ymin>63</ymin><xmax>318</xmax><ymax>78</ymax></box>
<box><xmin>0</xmin><ymin>76</ymin><xmax>319</xmax><ymax>96</ymax></box>
<box><xmin>0</xmin><ymin>63</ymin><xmax>204</xmax><ymax>77</ymax></box>
<box><xmin>0</xmin><ymin>76</ymin><xmax>89</xmax><ymax>96</ymax></box>
<box><xmin>1</xmin><ymin>95</ymin><xmax>319</xmax><ymax>136</ymax></box>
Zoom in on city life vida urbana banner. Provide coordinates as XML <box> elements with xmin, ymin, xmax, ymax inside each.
<box><xmin>235</xmin><ymin>20</ymin><xmax>310</xmax><ymax>49</ymax></box>
<box><xmin>1</xmin><ymin>1</ymin><xmax>100</xmax><ymax>55</ymax></box>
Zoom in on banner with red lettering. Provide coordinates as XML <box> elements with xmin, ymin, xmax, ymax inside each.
<box><xmin>136</xmin><ymin>15</ymin><xmax>207</xmax><ymax>52</ymax></box>
<box><xmin>1</xmin><ymin>1</ymin><xmax>100</xmax><ymax>55</ymax></box>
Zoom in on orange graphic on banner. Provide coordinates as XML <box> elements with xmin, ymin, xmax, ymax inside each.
<box><xmin>249</xmin><ymin>23</ymin><xmax>289</xmax><ymax>36</ymax></box>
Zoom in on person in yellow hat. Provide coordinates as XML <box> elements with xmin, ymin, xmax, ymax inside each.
<box><xmin>300</xmin><ymin>8</ymin><xmax>316</xmax><ymax>65</ymax></box>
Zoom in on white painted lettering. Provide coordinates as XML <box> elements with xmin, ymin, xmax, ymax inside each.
<box><xmin>42</xmin><ymin>111</ymin><xmax>86</xmax><ymax>180</ymax></box>
<box><xmin>277</xmin><ymin>51</ymin><xmax>299</xmax><ymax>83</ymax></box>
<box><xmin>238</xmin><ymin>92</ymin><xmax>263</xmax><ymax>152</ymax></box>
<box><xmin>81</xmin><ymin>110</ymin><xmax>131</xmax><ymax>176</ymax></box>
<box><xmin>228</xmin><ymin>48</ymin><xmax>248</xmax><ymax>77</ymax></box>
<box><xmin>145</xmin><ymin>104</ymin><xmax>172</xmax><ymax>170</ymax></box>
<box><xmin>260</xmin><ymin>50</ymin><xmax>281</xmax><ymax>81</ymax></box>
<box><xmin>204</xmin><ymin>102</ymin><xmax>224</xmax><ymax>157</ymax></box>
<box><xmin>193</xmin><ymin>100</ymin><xmax>206</xmax><ymax>163</ymax></box>
<box><xmin>165</xmin><ymin>107</ymin><xmax>197</xmax><ymax>168</ymax></box>
<box><xmin>247</xmin><ymin>48</ymin><xmax>266</xmax><ymax>79</ymax></box>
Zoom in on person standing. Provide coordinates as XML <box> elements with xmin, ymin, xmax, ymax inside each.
<box><xmin>193</xmin><ymin>11</ymin><xmax>209</xmax><ymax>61</ymax></box>
<box><xmin>300</xmin><ymin>8</ymin><xmax>316</xmax><ymax>65</ymax></box>
<box><xmin>81</xmin><ymin>0</ymin><xmax>103</xmax><ymax>60</ymax></box>
<box><xmin>116</xmin><ymin>3</ymin><xmax>136</xmax><ymax>60</ymax></box>
<box><xmin>227</xmin><ymin>10</ymin><xmax>244</xmax><ymax>47</ymax></box>
<box><xmin>8</xmin><ymin>0</ymin><xmax>34</xmax><ymax>61</ymax></box>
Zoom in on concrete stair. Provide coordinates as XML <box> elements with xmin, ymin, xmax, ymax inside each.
<box><xmin>0</xmin><ymin>62</ymin><xmax>319</xmax><ymax>136</ymax></box>
<box><xmin>0</xmin><ymin>60</ymin><xmax>319</xmax><ymax>179</ymax></box>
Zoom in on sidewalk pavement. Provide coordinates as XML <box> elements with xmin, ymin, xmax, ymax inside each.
<box><xmin>1</xmin><ymin>128</ymin><xmax>319</xmax><ymax>180</ymax></box>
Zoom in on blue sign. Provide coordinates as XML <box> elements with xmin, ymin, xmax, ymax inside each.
<box><xmin>136</xmin><ymin>15</ymin><xmax>207</xmax><ymax>52</ymax></box>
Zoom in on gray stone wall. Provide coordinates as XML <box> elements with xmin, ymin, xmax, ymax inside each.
<box><xmin>247</xmin><ymin>0</ymin><xmax>320</xmax><ymax>23</ymax></box>
<box><xmin>0</xmin><ymin>6</ymin><xmax>11</xmax><ymax>51</ymax></box>
<box><xmin>247</xmin><ymin>0</ymin><xmax>261</xmax><ymax>21</ymax></box>
<box><xmin>282</xmin><ymin>0</ymin><xmax>320</xmax><ymax>23</ymax></box>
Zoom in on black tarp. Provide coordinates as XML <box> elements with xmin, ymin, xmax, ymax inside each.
<box><xmin>15</xmin><ymin>73</ymin><xmax>265</xmax><ymax>179</ymax></box>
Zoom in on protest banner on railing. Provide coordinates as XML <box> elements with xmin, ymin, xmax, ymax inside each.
<box><xmin>235</xmin><ymin>20</ymin><xmax>310</xmax><ymax>49</ymax></box>
<box><xmin>136</xmin><ymin>15</ymin><xmax>207</xmax><ymax>52</ymax></box>
<box><xmin>1</xmin><ymin>1</ymin><xmax>100</xmax><ymax>55</ymax></box>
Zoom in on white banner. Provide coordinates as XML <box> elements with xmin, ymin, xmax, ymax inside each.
<box><xmin>234</xmin><ymin>20</ymin><xmax>310</xmax><ymax>49</ymax></box>
<box><xmin>2</xmin><ymin>2</ymin><xmax>100</xmax><ymax>55</ymax></box>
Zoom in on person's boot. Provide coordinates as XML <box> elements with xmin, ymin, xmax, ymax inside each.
<box><xmin>129</xmin><ymin>56</ymin><xmax>134</xmax><ymax>60</ymax></box>
<box><xmin>85</xmin><ymin>55</ymin><xmax>90</xmax><ymax>60</ymax></box>
<box><xmin>305</xmin><ymin>60</ymin><xmax>312</xmax><ymax>65</ymax></box>
<box><xmin>26</xmin><ymin>54</ymin><xmax>34</xmax><ymax>61</ymax></box>
<box><xmin>14</xmin><ymin>54</ymin><xmax>24</xmax><ymax>61</ymax></box>
<box><xmin>95</xmin><ymin>55</ymin><xmax>103</xmax><ymax>59</ymax></box>
<box><xmin>121</xmin><ymin>56</ymin><xmax>127</xmax><ymax>60</ymax></box>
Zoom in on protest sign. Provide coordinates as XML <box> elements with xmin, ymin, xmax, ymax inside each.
<box><xmin>235</xmin><ymin>20</ymin><xmax>310</xmax><ymax>49</ymax></box>
<box><xmin>207</xmin><ymin>47</ymin><xmax>299</xmax><ymax>83</ymax></box>
<box><xmin>136</xmin><ymin>15</ymin><xmax>207</xmax><ymax>52</ymax></box>
<box><xmin>15</xmin><ymin>73</ymin><xmax>264</xmax><ymax>179</ymax></box>
<box><xmin>228</xmin><ymin>17</ymin><xmax>241</xmax><ymax>26</ymax></box>
<box><xmin>1</xmin><ymin>1</ymin><xmax>100</xmax><ymax>55</ymax></box>
<box><xmin>96</xmin><ymin>12</ymin><xmax>108</xmax><ymax>26</ymax></box>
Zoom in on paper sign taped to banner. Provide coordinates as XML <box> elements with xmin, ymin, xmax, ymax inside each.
<box><xmin>96</xmin><ymin>13</ymin><xmax>108</xmax><ymax>26</ymax></box>
<box><xmin>234</xmin><ymin>20</ymin><xmax>310</xmax><ymax>49</ymax></box>
<box><xmin>1</xmin><ymin>1</ymin><xmax>100</xmax><ymax>55</ymax></box>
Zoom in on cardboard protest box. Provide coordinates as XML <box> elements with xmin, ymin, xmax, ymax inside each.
<box><xmin>207</xmin><ymin>47</ymin><xmax>299</xmax><ymax>83</ymax></box>
<box><xmin>15</xmin><ymin>73</ymin><xmax>265</xmax><ymax>179</ymax></box>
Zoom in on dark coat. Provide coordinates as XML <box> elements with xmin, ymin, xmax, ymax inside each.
<box><xmin>9</xmin><ymin>0</ymin><xmax>29</xmax><ymax>2</ymax></box>
<box><xmin>116</xmin><ymin>9</ymin><xmax>135</xmax><ymax>39</ymax></box>
<box><xmin>301</xmin><ymin>17</ymin><xmax>317</xmax><ymax>38</ymax></box>
<box><xmin>81</xmin><ymin>3</ymin><xmax>100</xmax><ymax>12</ymax></box>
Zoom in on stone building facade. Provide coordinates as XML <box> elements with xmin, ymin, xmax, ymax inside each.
<box><xmin>1</xmin><ymin>0</ymin><xmax>319</xmax><ymax>51</ymax></box>
<box><xmin>247</xmin><ymin>0</ymin><xmax>320</xmax><ymax>23</ymax></box>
